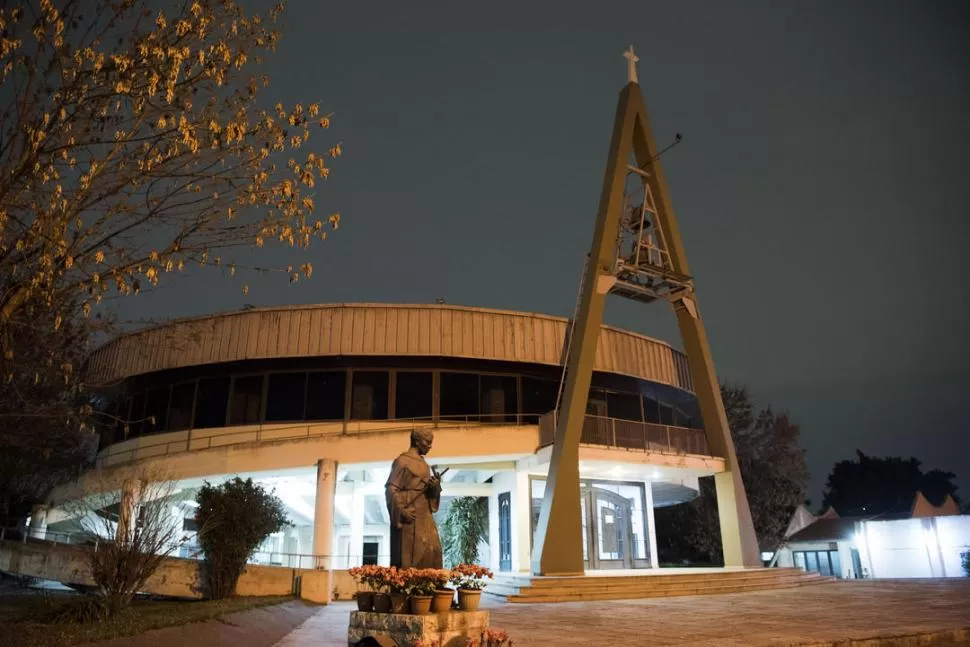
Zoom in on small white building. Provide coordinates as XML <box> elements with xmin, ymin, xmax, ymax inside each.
<box><xmin>774</xmin><ymin>493</ymin><xmax>969</xmax><ymax>579</ymax></box>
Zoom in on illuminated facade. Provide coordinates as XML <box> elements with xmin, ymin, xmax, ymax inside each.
<box><xmin>40</xmin><ymin>302</ymin><xmax>727</xmax><ymax>576</ymax></box>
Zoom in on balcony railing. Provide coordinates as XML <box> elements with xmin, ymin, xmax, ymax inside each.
<box><xmin>538</xmin><ymin>411</ymin><xmax>711</xmax><ymax>457</ymax></box>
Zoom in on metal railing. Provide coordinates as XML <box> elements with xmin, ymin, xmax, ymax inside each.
<box><xmin>538</xmin><ymin>411</ymin><xmax>711</xmax><ymax>456</ymax></box>
<box><xmin>97</xmin><ymin>414</ymin><xmax>529</xmax><ymax>466</ymax></box>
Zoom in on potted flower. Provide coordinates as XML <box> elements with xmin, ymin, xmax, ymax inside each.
<box><xmin>371</xmin><ymin>566</ymin><xmax>392</xmax><ymax>613</ymax></box>
<box><xmin>430</xmin><ymin>568</ymin><xmax>454</xmax><ymax>613</ymax></box>
<box><xmin>403</xmin><ymin>568</ymin><xmax>437</xmax><ymax>615</ymax></box>
<box><xmin>385</xmin><ymin>566</ymin><xmax>409</xmax><ymax>614</ymax></box>
<box><xmin>348</xmin><ymin>565</ymin><xmax>381</xmax><ymax>612</ymax></box>
<box><xmin>450</xmin><ymin>564</ymin><xmax>493</xmax><ymax>611</ymax></box>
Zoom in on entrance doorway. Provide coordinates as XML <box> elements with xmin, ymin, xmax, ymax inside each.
<box><xmin>531</xmin><ymin>478</ymin><xmax>650</xmax><ymax>570</ymax></box>
<box><xmin>498</xmin><ymin>492</ymin><xmax>512</xmax><ymax>572</ymax></box>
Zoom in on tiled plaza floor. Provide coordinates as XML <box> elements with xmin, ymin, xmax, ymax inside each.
<box><xmin>274</xmin><ymin>580</ymin><xmax>970</xmax><ymax>646</ymax></box>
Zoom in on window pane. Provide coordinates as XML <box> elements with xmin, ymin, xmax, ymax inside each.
<box><xmin>480</xmin><ymin>375</ymin><xmax>517</xmax><ymax>423</ymax></box>
<box><xmin>395</xmin><ymin>372</ymin><xmax>432</xmax><ymax>420</ymax></box>
<box><xmin>194</xmin><ymin>377</ymin><xmax>230</xmax><ymax>428</ymax></box>
<box><xmin>440</xmin><ymin>372</ymin><xmax>479</xmax><ymax>419</ymax></box>
<box><xmin>351</xmin><ymin>371</ymin><xmax>389</xmax><ymax>420</ymax></box>
<box><xmin>129</xmin><ymin>391</ymin><xmax>146</xmax><ymax>438</ymax></box>
<box><xmin>115</xmin><ymin>397</ymin><xmax>131</xmax><ymax>443</ymax></box>
<box><xmin>793</xmin><ymin>552</ymin><xmax>805</xmax><ymax>569</ymax></box>
<box><xmin>144</xmin><ymin>387</ymin><xmax>170</xmax><ymax>433</ymax></box>
<box><xmin>643</xmin><ymin>397</ymin><xmax>660</xmax><ymax>423</ymax></box>
<box><xmin>818</xmin><ymin>551</ymin><xmax>832</xmax><ymax>576</ymax></box>
<box><xmin>168</xmin><ymin>382</ymin><xmax>195</xmax><ymax>431</ymax></box>
<box><xmin>521</xmin><ymin>377</ymin><xmax>558</xmax><ymax>423</ymax></box>
<box><xmin>828</xmin><ymin>551</ymin><xmax>842</xmax><ymax>578</ymax></box>
<box><xmin>659</xmin><ymin>404</ymin><xmax>674</xmax><ymax>426</ymax></box>
<box><xmin>230</xmin><ymin>375</ymin><xmax>264</xmax><ymax>425</ymax></box>
<box><xmin>607</xmin><ymin>391</ymin><xmax>642</xmax><ymax>421</ymax></box>
<box><xmin>805</xmin><ymin>551</ymin><xmax>819</xmax><ymax>573</ymax></box>
<box><xmin>266</xmin><ymin>372</ymin><xmax>307</xmax><ymax>422</ymax></box>
<box><xmin>306</xmin><ymin>371</ymin><xmax>346</xmax><ymax>421</ymax></box>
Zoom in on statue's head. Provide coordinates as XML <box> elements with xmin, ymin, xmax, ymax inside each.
<box><xmin>409</xmin><ymin>428</ymin><xmax>434</xmax><ymax>456</ymax></box>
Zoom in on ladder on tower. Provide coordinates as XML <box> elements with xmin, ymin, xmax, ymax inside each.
<box><xmin>554</xmin><ymin>253</ymin><xmax>591</xmax><ymax>417</ymax></box>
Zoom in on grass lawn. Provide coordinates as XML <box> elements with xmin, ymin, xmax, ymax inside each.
<box><xmin>0</xmin><ymin>594</ymin><xmax>293</xmax><ymax>647</ymax></box>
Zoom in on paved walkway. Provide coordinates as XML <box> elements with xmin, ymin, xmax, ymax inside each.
<box><xmin>274</xmin><ymin>580</ymin><xmax>970</xmax><ymax>646</ymax></box>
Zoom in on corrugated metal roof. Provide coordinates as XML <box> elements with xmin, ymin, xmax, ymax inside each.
<box><xmin>84</xmin><ymin>303</ymin><xmax>693</xmax><ymax>392</ymax></box>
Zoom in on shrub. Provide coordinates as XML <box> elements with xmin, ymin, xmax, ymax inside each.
<box><xmin>195</xmin><ymin>478</ymin><xmax>289</xmax><ymax>599</ymax></box>
<box><xmin>441</xmin><ymin>497</ymin><xmax>489</xmax><ymax>568</ymax></box>
<box><xmin>961</xmin><ymin>547</ymin><xmax>969</xmax><ymax>577</ymax></box>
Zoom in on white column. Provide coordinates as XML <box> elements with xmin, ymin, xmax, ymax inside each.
<box><xmin>488</xmin><ymin>491</ymin><xmax>500</xmax><ymax>572</ymax></box>
<box><xmin>28</xmin><ymin>505</ymin><xmax>48</xmax><ymax>540</ymax></box>
<box><xmin>513</xmin><ymin>471</ymin><xmax>532</xmax><ymax>572</ymax></box>
<box><xmin>312</xmin><ymin>459</ymin><xmax>337</xmax><ymax>570</ymax></box>
<box><xmin>349</xmin><ymin>483</ymin><xmax>365</xmax><ymax>567</ymax></box>
<box><xmin>116</xmin><ymin>479</ymin><xmax>141</xmax><ymax>543</ymax></box>
<box><xmin>644</xmin><ymin>481</ymin><xmax>659</xmax><ymax>569</ymax></box>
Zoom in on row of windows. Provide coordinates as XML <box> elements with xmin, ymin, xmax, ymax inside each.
<box><xmin>105</xmin><ymin>368</ymin><xmax>698</xmax><ymax>443</ymax></box>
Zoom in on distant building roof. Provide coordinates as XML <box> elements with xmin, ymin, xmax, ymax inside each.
<box><xmin>787</xmin><ymin>518</ymin><xmax>858</xmax><ymax>543</ymax></box>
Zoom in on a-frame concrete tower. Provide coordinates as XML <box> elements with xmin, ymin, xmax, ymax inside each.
<box><xmin>532</xmin><ymin>48</ymin><xmax>761</xmax><ymax>576</ymax></box>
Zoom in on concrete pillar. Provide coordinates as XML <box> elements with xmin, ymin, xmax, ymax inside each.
<box><xmin>116</xmin><ymin>479</ymin><xmax>141</xmax><ymax>543</ymax></box>
<box><xmin>513</xmin><ymin>471</ymin><xmax>532</xmax><ymax>572</ymax></box>
<box><xmin>349</xmin><ymin>485</ymin><xmax>365</xmax><ymax>567</ymax></box>
<box><xmin>28</xmin><ymin>505</ymin><xmax>48</xmax><ymax>540</ymax></box>
<box><xmin>644</xmin><ymin>482</ymin><xmax>659</xmax><ymax>569</ymax></box>
<box><xmin>312</xmin><ymin>459</ymin><xmax>337</xmax><ymax>570</ymax></box>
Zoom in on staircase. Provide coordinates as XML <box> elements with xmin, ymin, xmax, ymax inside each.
<box><xmin>485</xmin><ymin>568</ymin><xmax>835</xmax><ymax>603</ymax></box>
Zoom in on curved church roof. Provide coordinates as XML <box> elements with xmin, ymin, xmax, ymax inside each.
<box><xmin>85</xmin><ymin>303</ymin><xmax>694</xmax><ymax>392</ymax></box>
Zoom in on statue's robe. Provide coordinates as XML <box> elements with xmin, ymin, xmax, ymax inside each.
<box><xmin>385</xmin><ymin>448</ymin><xmax>443</xmax><ymax>568</ymax></box>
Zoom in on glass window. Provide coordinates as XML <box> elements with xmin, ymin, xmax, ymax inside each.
<box><xmin>129</xmin><ymin>391</ymin><xmax>146</xmax><ymax>438</ymax></box>
<box><xmin>829</xmin><ymin>550</ymin><xmax>842</xmax><ymax>578</ymax></box>
<box><xmin>643</xmin><ymin>397</ymin><xmax>660</xmax><ymax>423</ymax></box>
<box><xmin>480</xmin><ymin>375</ymin><xmax>517</xmax><ymax>423</ymax></box>
<box><xmin>659</xmin><ymin>403</ymin><xmax>674</xmax><ymax>426</ymax></box>
<box><xmin>805</xmin><ymin>551</ymin><xmax>819</xmax><ymax>573</ymax></box>
<box><xmin>395</xmin><ymin>372</ymin><xmax>433</xmax><ymax>420</ymax></box>
<box><xmin>144</xmin><ymin>387</ymin><xmax>170</xmax><ymax>433</ymax></box>
<box><xmin>115</xmin><ymin>397</ymin><xmax>131</xmax><ymax>443</ymax></box>
<box><xmin>351</xmin><ymin>371</ymin><xmax>389</xmax><ymax>420</ymax></box>
<box><xmin>607</xmin><ymin>391</ymin><xmax>642</xmax><ymax>422</ymax></box>
<box><xmin>793</xmin><ymin>551</ymin><xmax>806</xmax><ymax>569</ymax></box>
<box><xmin>305</xmin><ymin>371</ymin><xmax>346</xmax><ymax>421</ymax></box>
<box><xmin>168</xmin><ymin>382</ymin><xmax>196</xmax><ymax>431</ymax></box>
<box><xmin>194</xmin><ymin>377</ymin><xmax>230</xmax><ymax>428</ymax></box>
<box><xmin>521</xmin><ymin>377</ymin><xmax>558</xmax><ymax>423</ymax></box>
<box><xmin>229</xmin><ymin>375</ymin><xmax>264</xmax><ymax>425</ymax></box>
<box><xmin>818</xmin><ymin>552</ymin><xmax>832</xmax><ymax>576</ymax></box>
<box><xmin>439</xmin><ymin>372</ymin><xmax>479</xmax><ymax>420</ymax></box>
<box><xmin>266</xmin><ymin>372</ymin><xmax>307</xmax><ymax>422</ymax></box>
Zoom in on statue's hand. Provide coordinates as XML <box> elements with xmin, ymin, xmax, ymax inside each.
<box><xmin>401</xmin><ymin>507</ymin><xmax>417</xmax><ymax>523</ymax></box>
<box><xmin>426</xmin><ymin>476</ymin><xmax>441</xmax><ymax>497</ymax></box>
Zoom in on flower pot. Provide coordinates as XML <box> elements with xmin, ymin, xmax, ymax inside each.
<box><xmin>431</xmin><ymin>588</ymin><xmax>454</xmax><ymax>613</ymax></box>
<box><xmin>457</xmin><ymin>588</ymin><xmax>482</xmax><ymax>611</ymax></box>
<box><xmin>409</xmin><ymin>595</ymin><xmax>433</xmax><ymax>615</ymax></box>
<box><xmin>355</xmin><ymin>591</ymin><xmax>374</xmax><ymax>612</ymax></box>
<box><xmin>389</xmin><ymin>593</ymin><xmax>408</xmax><ymax>614</ymax></box>
<box><xmin>373</xmin><ymin>592</ymin><xmax>391</xmax><ymax>613</ymax></box>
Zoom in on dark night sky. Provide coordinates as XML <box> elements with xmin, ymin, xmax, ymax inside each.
<box><xmin>114</xmin><ymin>1</ymin><xmax>970</xmax><ymax>504</ymax></box>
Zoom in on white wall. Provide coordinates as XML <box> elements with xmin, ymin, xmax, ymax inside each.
<box><xmin>857</xmin><ymin>516</ymin><xmax>970</xmax><ymax>579</ymax></box>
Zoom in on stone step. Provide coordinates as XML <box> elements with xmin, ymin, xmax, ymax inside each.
<box><xmin>485</xmin><ymin>576</ymin><xmax>836</xmax><ymax>603</ymax></box>
<box><xmin>491</xmin><ymin>568</ymin><xmax>809</xmax><ymax>589</ymax></box>
<box><xmin>484</xmin><ymin>572</ymin><xmax>828</xmax><ymax>597</ymax></box>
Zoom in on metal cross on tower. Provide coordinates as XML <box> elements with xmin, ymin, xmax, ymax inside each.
<box><xmin>531</xmin><ymin>47</ymin><xmax>762</xmax><ymax>576</ymax></box>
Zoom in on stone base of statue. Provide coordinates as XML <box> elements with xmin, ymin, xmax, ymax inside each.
<box><xmin>348</xmin><ymin>610</ymin><xmax>489</xmax><ymax>646</ymax></box>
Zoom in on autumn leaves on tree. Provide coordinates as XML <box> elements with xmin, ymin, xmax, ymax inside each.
<box><xmin>0</xmin><ymin>0</ymin><xmax>341</xmax><ymax>347</ymax></box>
<box><xmin>0</xmin><ymin>0</ymin><xmax>340</xmax><ymax>522</ymax></box>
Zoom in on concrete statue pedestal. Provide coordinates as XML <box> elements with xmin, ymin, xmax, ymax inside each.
<box><xmin>348</xmin><ymin>610</ymin><xmax>490</xmax><ymax>646</ymax></box>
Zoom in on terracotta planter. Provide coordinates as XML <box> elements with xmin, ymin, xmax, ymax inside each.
<box><xmin>431</xmin><ymin>588</ymin><xmax>454</xmax><ymax>613</ymax></box>
<box><xmin>457</xmin><ymin>588</ymin><xmax>482</xmax><ymax>611</ymax></box>
<box><xmin>355</xmin><ymin>591</ymin><xmax>374</xmax><ymax>612</ymax></box>
<box><xmin>389</xmin><ymin>593</ymin><xmax>408</xmax><ymax>614</ymax></box>
<box><xmin>409</xmin><ymin>595</ymin><xmax>433</xmax><ymax>615</ymax></box>
<box><xmin>373</xmin><ymin>592</ymin><xmax>391</xmax><ymax>613</ymax></box>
